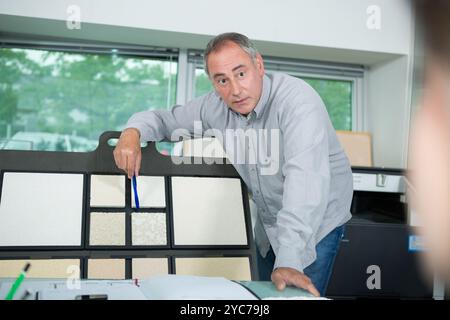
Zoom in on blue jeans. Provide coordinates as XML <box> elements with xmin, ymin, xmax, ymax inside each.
<box><xmin>256</xmin><ymin>224</ymin><xmax>345</xmax><ymax>296</ymax></box>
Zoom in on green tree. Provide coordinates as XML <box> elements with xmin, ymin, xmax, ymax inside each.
<box><xmin>303</xmin><ymin>77</ymin><xmax>352</xmax><ymax>130</ymax></box>
<box><xmin>0</xmin><ymin>48</ymin><xmax>177</xmax><ymax>152</ymax></box>
<box><xmin>195</xmin><ymin>70</ymin><xmax>213</xmax><ymax>97</ymax></box>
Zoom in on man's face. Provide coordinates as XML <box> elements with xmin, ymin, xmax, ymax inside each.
<box><xmin>206</xmin><ymin>41</ymin><xmax>265</xmax><ymax>115</ymax></box>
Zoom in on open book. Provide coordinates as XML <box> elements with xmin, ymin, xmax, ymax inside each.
<box><xmin>139</xmin><ymin>275</ymin><xmax>326</xmax><ymax>300</ymax></box>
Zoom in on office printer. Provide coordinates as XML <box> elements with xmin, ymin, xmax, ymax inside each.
<box><xmin>326</xmin><ymin>167</ymin><xmax>433</xmax><ymax>299</ymax></box>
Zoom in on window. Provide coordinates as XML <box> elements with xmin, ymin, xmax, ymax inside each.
<box><xmin>0</xmin><ymin>44</ymin><xmax>362</xmax><ymax>155</ymax></box>
<box><xmin>194</xmin><ymin>68</ymin><xmax>213</xmax><ymax>97</ymax></box>
<box><xmin>0</xmin><ymin>45</ymin><xmax>177</xmax><ymax>154</ymax></box>
<box><xmin>190</xmin><ymin>51</ymin><xmax>362</xmax><ymax>131</ymax></box>
<box><xmin>302</xmin><ymin>77</ymin><xmax>352</xmax><ymax>130</ymax></box>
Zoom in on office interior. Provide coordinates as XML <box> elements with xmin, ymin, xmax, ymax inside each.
<box><xmin>0</xmin><ymin>0</ymin><xmax>446</xmax><ymax>300</ymax></box>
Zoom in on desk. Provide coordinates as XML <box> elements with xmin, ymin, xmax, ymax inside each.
<box><xmin>0</xmin><ymin>275</ymin><xmax>326</xmax><ymax>300</ymax></box>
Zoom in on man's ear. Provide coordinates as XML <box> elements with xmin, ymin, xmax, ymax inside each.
<box><xmin>255</xmin><ymin>53</ymin><xmax>265</xmax><ymax>76</ymax></box>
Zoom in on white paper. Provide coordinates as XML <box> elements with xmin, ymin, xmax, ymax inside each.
<box><xmin>0</xmin><ymin>172</ymin><xmax>83</xmax><ymax>246</ymax></box>
<box><xmin>39</xmin><ymin>281</ymin><xmax>146</xmax><ymax>300</ymax></box>
<box><xmin>0</xmin><ymin>279</ymin><xmax>147</xmax><ymax>300</ymax></box>
<box><xmin>172</xmin><ymin>177</ymin><xmax>248</xmax><ymax>245</ymax></box>
<box><xmin>139</xmin><ymin>275</ymin><xmax>257</xmax><ymax>300</ymax></box>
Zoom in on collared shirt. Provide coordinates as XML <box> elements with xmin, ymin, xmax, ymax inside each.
<box><xmin>126</xmin><ymin>72</ymin><xmax>353</xmax><ymax>272</ymax></box>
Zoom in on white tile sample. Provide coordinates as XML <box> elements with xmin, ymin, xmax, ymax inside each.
<box><xmin>90</xmin><ymin>175</ymin><xmax>125</xmax><ymax>207</ymax></box>
<box><xmin>0</xmin><ymin>259</ymin><xmax>80</xmax><ymax>279</ymax></box>
<box><xmin>132</xmin><ymin>176</ymin><xmax>166</xmax><ymax>208</ymax></box>
<box><xmin>132</xmin><ymin>258</ymin><xmax>169</xmax><ymax>279</ymax></box>
<box><xmin>89</xmin><ymin>212</ymin><xmax>125</xmax><ymax>246</ymax></box>
<box><xmin>175</xmin><ymin>257</ymin><xmax>252</xmax><ymax>281</ymax></box>
<box><xmin>171</xmin><ymin>177</ymin><xmax>247</xmax><ymax>245</ymax></box>
<box><xmin>0</xmin><ymin>172</ymin><xmax>84</xmax><ymax>246</ymax></box>
<box><xmin>131</xmin><ymin>212</ymin><xmax>166</xmax><ymax>245</ymax></box>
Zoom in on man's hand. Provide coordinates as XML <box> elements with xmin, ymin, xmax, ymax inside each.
<box><xmin>113</xmin><ymin>128</ymin><xmax>142</xmax><ymax>179</ymax></box>
<box><xmin>271</xmin><ymin>267</ymin><xmax>321</xmax><ymax>297</ymax></box>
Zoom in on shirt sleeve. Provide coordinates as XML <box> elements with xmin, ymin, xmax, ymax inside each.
<box><xmin>273</xmin><ymin>101</ymin><xmax>331</xmax><ymax>273</ymax></box>
<box><xmin>124</xmin><ymin>94</ymin><xmax>213</xmax><ymax>143</ymax></box>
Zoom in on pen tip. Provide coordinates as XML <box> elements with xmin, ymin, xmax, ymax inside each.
<box><xmin>24</xmin><ymin>263</ymin><xmax>31</xmax><ymax>272</ymax></box>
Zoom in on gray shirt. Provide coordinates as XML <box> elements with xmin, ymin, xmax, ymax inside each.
<box><xmin>126</xmin><ymin>72</ymin><xmax>353</xmax><ymax>272</ymax></box>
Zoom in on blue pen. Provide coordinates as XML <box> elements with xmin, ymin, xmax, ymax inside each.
<box><xmin>132</xmin><ymin>175</ymin><xmax>140</xmax><ymax>209</ymax></box>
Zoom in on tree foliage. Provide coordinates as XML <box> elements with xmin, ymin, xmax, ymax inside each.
<box><xmin>0</xmin><ymin>48</ymin><xmax>177</xmax><ymax>152</ymax></box>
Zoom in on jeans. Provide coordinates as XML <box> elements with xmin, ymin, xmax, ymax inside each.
<box><xmin>256</xmin><ymin>224</ymin><xmax>345</xmax><ymax>296</ymax></box>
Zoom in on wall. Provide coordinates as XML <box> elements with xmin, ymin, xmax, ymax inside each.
<box><xmin>366</xmin><ymin>56</ymin><xmax>412</xmax><ymax>168</ymax></box>
<box><xmin>0</xmin><ymin>0</ymin><xmax>412</xmax><ymax>55</ymax></box>
<box><xmin>0</xmin><ymin>0</ymin><xmax>416</xmax><ymax>168</ymax></box>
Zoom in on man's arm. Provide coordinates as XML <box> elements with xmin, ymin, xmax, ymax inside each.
<box><xmin>271</xmin><ymin>101</ymin><xmax>331</xmax><ymax>297</ymax></box>
<box><xmin>114</xmin><ymin>94</ymin><xmax>213</xmax><ymax>178</ymax></box>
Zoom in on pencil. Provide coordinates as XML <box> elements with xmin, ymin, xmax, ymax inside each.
<box><xmin>132</xmin><ymin>175</ymin><xmax>140</xmax><ymax>209</ymax></box>
<box><xmin>5</xmin><ymin>263</ymin><xmax>31</xmax><ymax>300</ymax></box>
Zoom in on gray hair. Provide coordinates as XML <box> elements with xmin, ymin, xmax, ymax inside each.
<box><xmin>204</xmin><ymin>32</ymin><xmax>259</xmax><ymax>75</ymax></box>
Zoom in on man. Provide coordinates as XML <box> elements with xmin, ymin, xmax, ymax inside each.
<box><xmin>114</xmin><ymin>33</ymin><xmax>353</xmax><ymax>296</ymax></box>
<box><xmin>409</xmin><ymin>0</ymin><xmax>450</xmax><ymax>284</ymax></box>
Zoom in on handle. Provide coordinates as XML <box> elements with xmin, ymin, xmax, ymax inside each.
<box><xmin>97</xmin><ymin>131</ymin><xmax>122</xmax><ymax>148</ymax></box>
<box><xmin>92</xmin><ymin>131</ymin><xmax>164</xmax><ymax>174</ymax></box>
<box><xmin>97</xmin><ymin>131</ymin><xmax>154</xmax><ymax>152</ymax></box>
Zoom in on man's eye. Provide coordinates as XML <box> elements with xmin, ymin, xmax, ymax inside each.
<box><xmin>218</xmin><ymin>79</ymin><xmax>227</xmax><ymax>85</ymax></box>
<box><xmin>239</xmin><ymin>72</ymin><xmax>245</xmax><ymax>77</ymax></box>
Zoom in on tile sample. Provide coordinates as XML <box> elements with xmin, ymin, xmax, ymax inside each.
<box><xmin>89</xmin><ymin>212</ymin><xmax>125</xmax><ymax>246</ymax></box>
<box><xmin>175</xmin><ymin>257</ymin><xmax>252</xmax><ymax>281</ymax></box>
<box><xmin>172</xmin><ymin>177</ymin><xmax>247</xmax><ymax>245</ymax></box>
<box><xmin>87</xmin><ymin>259</ymin><xmax>125</xmax><ymax>279</ymax></box>
<box><xmin>0</xmin><ymin>259</ymin><xmax>80</xmax><ymax>279</ymax></box>
<box><xmin>131</xmin><ymin>212</ymin><xmax>166</xmax><ymax>246</ymax></box>
<box><xmin>132</xmin><ymin>176</ymin><xmax>166</xmax><ymax>208</ymax></box>
<box><xmin>132</xmin><ymin>258</ymin><xmax>169</xmax><ymax>279</ymax></box>
<box><xmin>0</xmin><ymin>172</ymin><xmax>83</xmax><ymax>246</ymax></box>
<box><xmin>90</xmin><ymin>175</ymin><xmax>125</xmax><ymax>207</ymax></box>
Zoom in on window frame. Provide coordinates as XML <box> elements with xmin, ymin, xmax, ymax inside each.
<box><xmin>269</xmin><ymin>70</ymin><xmax>363</xmax><ymax>132</ymax></box>
<box><xmin>0</xmin><ymin>38</ymin><xmax>366</xmax><ymax>154</ymax></box>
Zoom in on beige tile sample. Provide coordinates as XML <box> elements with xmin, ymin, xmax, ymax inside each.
<box><xmin>90</xmin><ymin>175</ymin><xmax>125</xmax><ymax>207</ymax></box>
<box><xmin>132</xmin><ymin>212</ymin><xmax>166</xmax><ymax>245</ymax></box>
<box><xmin>87</xmin><ymin>259</ymin><xmax>125</xmax><ymax>279</ymax></box>
<box><xmin>90</xmin><ymin>212</ymin><xmax>125</xmax><ymax>246</ymax></box>
<box><xmin>0</xmin><ymin>172</ymin><xmax>83</xmax><ymax>246</ymax></box>
<box><xmin>0</xmin><ymin>259</ymin><xmax>80</xmax><ymax>279</ymax></box>
<box><xmin>132</xmin><ymin>258</ymin><xmax>169</xmax><ymax>279</ymax></box>
<box><xmin>132</xmin><ymin>176</ymin><xmax>166</xmax><ymax>208</ymax></box>
<box><xmin>175</xmin><ymin>257</ymin><xmax>252</xmax><ymax>281</ymax></box>
<box><xmin>172</xmin><ymin>177</ymin><xmax>247</xmax><ymax>245</ymax></box>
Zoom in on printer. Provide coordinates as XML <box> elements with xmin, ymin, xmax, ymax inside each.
<box><xmin>326</xmin><ymin>167</ymin><xmax>433</xmax><ymax>299</ymax></box>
